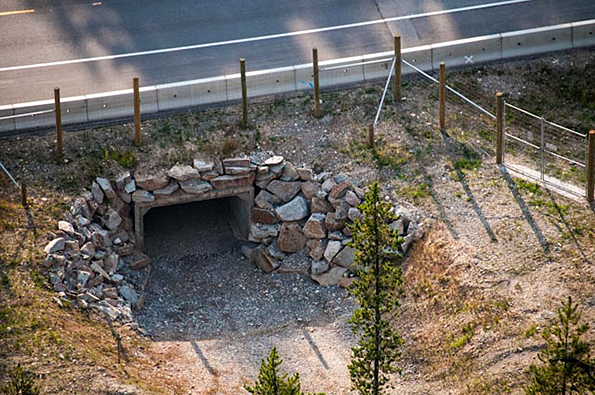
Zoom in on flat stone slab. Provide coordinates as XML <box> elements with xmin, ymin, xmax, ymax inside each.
<box><xmin>211</xmin><ymin>173</ymin><xmax>255</xmax><ymax>189</ymax></box>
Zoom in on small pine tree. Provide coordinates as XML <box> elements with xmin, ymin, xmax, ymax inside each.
<box><xmin>525</xmin><ymin>296</ymin><xmax>595</xmax><ymax>394</ymax></box>
<box><xmin>1</xmin><ymin>364</ymin><xmax>41</xmax><ymax>395</ymax></box>
<box><xmin>244</xmin><ymin>347</ymin><xmax>304</xmax><ymax>395</ymax></box>
<box><xmin>347</xmin><ymin>182</ymin><xmax>404</xmax><ymax>395</ymax></box>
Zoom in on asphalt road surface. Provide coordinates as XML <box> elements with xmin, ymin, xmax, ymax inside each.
<box><xmin>1</xmin><ymin>0</ymin><xmax>594</xmax><ymax>105</ymax></box>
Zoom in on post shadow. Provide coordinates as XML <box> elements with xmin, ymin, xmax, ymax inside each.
<box><xmin>190</xmin><ymin>340</ymin><xmax>218</xmax><ymax>377</ymax></box>
<box><xmin>499</xmin><ymin>165</ymin><xmax>549</xmax><ymax>253</ymax></box>
<box><xmin>455</xmin><ymin>168</ymin><xmax>498</xmax><ymax>242</ymax></box>
<box><xmin>302</xmin><ymin>328</ymin><xmax>329</xmax><ymax>370</ymax></box>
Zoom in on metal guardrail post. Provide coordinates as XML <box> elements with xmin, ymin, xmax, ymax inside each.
<box><xmin>439</xmin><ymin>62</ymin><xmax>446</xmax><ymax>131</ymax></box>
<box><xmin>313</xmin><ymin>48</ymin><xmax>321</xmax><ymax>118</ymax></box>
<box><xmin>540</xmin><ymin>117</ymin><xmax>545</xmax><ymax>182</ymax></box>
<box><xmin>496</xmin><ymin>92</ymin><xmax>504</xmax><ymax>165</ymax></box>
<box><xmin>240</xmin><ymin>58</ymin><xmax>248</xmax><ymax>128</ymax></box>
<box><xmin>587</xmin><ymin>130</ymin><xmax>595</xmax><ymax>204</ymax></box>
<box><xmin>368</xmin><ymin>124</ymin><xmax>374</xmax><ymax>149</ymax></box>
<box><xmin>394</xmin><ymin>35</ymin><xmax>402</xmax><ymax>101</ymax></box>
<box><xmin>54</xmin><ymin>87</ymin><xmax>62</xmax><ymax>157</ymax></box>
<box><xmin>133</xmin><ymin>76</ymin><xmax>141</xmax><ymax>146</ymax></box>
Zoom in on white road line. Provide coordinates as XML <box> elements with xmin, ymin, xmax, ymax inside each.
<box><xmin>0</xmin><ymin>0</ymin><xmax>532</xmax><ymax>72</ymax></box>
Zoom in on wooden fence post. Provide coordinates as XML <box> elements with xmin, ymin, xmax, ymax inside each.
<box><xmin>394</xmin><ymin>35</ymin><xmax>402</xmax><ymax>101</ymax></box>
<box><xmin>439</xmin><ymin>62</ymin><xmax>446</xmax><ymax>131</ymax></box>
<box><xmin>240</xmin><ymin>58</ymin><xmax>248</xmax><ymax>128</ymax></box>
<box><xmin>54</xmin><ymin>87</ymin><xmax>62</xmax><ymax>157</ymax></box>
<box><xmin>496</xmin><ymin>92</ymin><xmax>504</xmax><ymax>165</ymax></box>
<box><xmin>313</xmin><ymin>48</ymin><xmax>321</xmax><ymax>118</ymax></box>
<box><xmin>368</xmin><ymin>124</ymin><xmax>375</xmax><ymax>149</ymax></box>
<box><xmin>587</xmin><ymin>130</ymin><xmax>595</xmax><ymax>204</ymax></box>
<box><xmin>133</xmin><ymin>77</ymin><xmax>141</xmax><ymax>146</ymax></box>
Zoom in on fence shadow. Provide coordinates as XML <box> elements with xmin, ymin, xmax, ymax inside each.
<box><xmin>499</xmin><ymin>165</ymin><xmax>549</xmax><ymax>253</ymax></box>
<box><xmin>302</xmin><ymin>327</ymin><xmax>329</xmax><ymax>370</ymax></box>
<box><xmin>455</xmin><ymin>168</ymin><xmax>498</xmax><ymax>243</ymax></box>
<box><xmin>190</xmin><ymin>340</ymin><xmax>218</xmax><ymax>377</ymax></box>
<box><xmin>543</xmin><ymin>188</ymin><xmax>592</xmax><ymax>265</ymax></box>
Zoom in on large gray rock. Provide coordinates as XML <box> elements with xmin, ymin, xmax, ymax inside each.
<box><xmin>345</xmin><ymin>190</ymin><xmax>361</xmax><ymax>207</ymax></box>
<box><xmin>277</xmin><ymin>222</ymin><xmax>306</xmax><ymax>253</ymax></box>
<box><xmin>311</xmin><ymin>260</ymin><xmax>329</xmax><ymax>275</ymax></box>
<box><xmin>306</xmin><ymin>239</ymin><xmax>326</xmax><ymax>261</ymax></box>
<box><xmin>71</xmin><ymin>197</ymin><xmax>91</xmax><ymax>219</ymax></box>
<box><xmin>333</xmin><ymin>245</ymin><xmax>356</xmax><ymax>269</ymax></box>
<box><xmin>96</xmin><ymin>177</ymin><xmax>116</xmax><ymax>199</ymax></box>
<box><xmin>267</xmin><ymin>180</ymin><xmax>301</xmax><ymax>202</ymax></box>
<box><xmin>131</xmin><ymin>190</ymin><xmax>155</xmax><ymax>203</ymax></box>
<box><xmin>302</xmin><ymin>213</ymin><xmax>327</xmax><ymax>239</ymax></box>
<box><xmin>297</xmin><ymin>168</ymin><xmax>313</xmax><ymax>181</ymax></box>
<box><xmin>115</xmin><ymin>172</ymin><xmax>131</xmax><ymax>191</ymax></box>
<box><xmin>255</xmin><ymin>190</ymin><xmax>282</xmax><ymax>210</ymax></box>
<box><xmin>264</xmin><ymin>155</ymin><xmax>284</xmax><ymax>166</ymax></box>
<box><xmin>250</xmin><ymin>223</ymin><xmax>280</xmax><ymax>239</ymax></box>
<box><xmin>58</xmin><ymin>220</ymin><xmax>75</xmax><ymax>235</ymax></box>
<box><xmin>104</xmin><ymin>252</ymin><xmax>119</xmax><ymax>273</ymax></box>
<box><xmin>153</xmin><ymin>181</ymin><xmax>180</xmax><ymax>196</ymax></box>
<box><xmin>124</xmin><ymin>179</ymin><xmax>136</xmax><ymax>194</ymax></box>
<box><xmin>134</xmin><ymin>172</ymin><xmax>169</xmax><ymax>191</ymax></box>
<box><xmin>118</xmin><ymin>284</ymin><xmax>138</xmax><ymax>304</ymax></box>
<box><xmin>329</xmin><ymin>180</ymin><xmax>352</xmax><ymax>199</ymax></box>
<box><xmin>91</xmin><ymin>181</ymin><xmax>104</xmax><ymax>204</ymax></box>
<box><xmin>225</xmin><ymin>166</ymin><xmax>252</xmax><ymax>176</ymax></box>
<box><xmin>311</xmin><ymin>267</ymin><xmax>348</xmax><ymax>286</ymax></box>
<box><xmin>223</xmin><ymin>157</ymin><xmax>251</xmax><ymax>168</ymax></box>
<box><xmin>348</xmin><ymin>207</ymin><xmax>363</xmax><ymax>222</ymax></box>
<box><xmin>104</xmin><ymin>208</ymin><xmax>123</xmax><ymax>230</ymax></box>
<box><xmin>193</xmin><ymin>159</ymin><xmax>215</xmax><ymax>172</ymax></box>
<box><xmin>323</xmin><ymin>240</ymin><xmax>343</xmax><ymax>262</ymax></box>
<box><xmin>179</xmin><ymin>179</ymin><xmax>212</xmax><ymax>194</ymax></box>
<box><xmin>389</xmin><ymin>219</ymin><xmax>404</xmax><ymax>235</ymax></box>
<box><xmin>167</xmin><ymin>165</ymin><xmax>200</xmax><ymax>181</ymax></box>
<box><xmin>44</xmin><ymin>238</ymin><xmax>66</xmax><ymax>254</ymax></box>
<box><xmin>321</xmin><ymin>178</ymin><xmax>336</xmax><ymax>193</ymax></box>
<box><xmin>281</xmin><ymin>162</ymin><xmax>299</xmax><ymax>181</ymax></box>
<box><xmin>81</xmin><ymin>242</ymin><xmax>95</xmax><ymax>259</ymax></box>
<box><xmin>275</xmin><ymin>196</ymin><xmax>309</xmax><ymax>222</ymax></box>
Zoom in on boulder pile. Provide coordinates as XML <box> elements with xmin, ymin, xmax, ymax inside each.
<box><xmin>41</xmin><ymin>153</ymin><xmax>424</xmax><ymax>319</ymax></box>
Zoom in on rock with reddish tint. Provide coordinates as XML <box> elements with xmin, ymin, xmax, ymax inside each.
<box><xmin>302</xmin><ymin>213</ymin><xmax>327</xmax><ymax>239</ymax></box>
<box><xmin>132</xmin><ymin>190</ymin><xmax>155</xmax><ymax>203</ymax></box>
<box><xmin>167</xmin><ymin>165</ymin><xmax>200</xmax><ymax>181</ymax></box>
<box><xmin>281</xmin><ymin>162</ymin><xmax>299</xmax><ymax>181</ymax></box>
<box><xmin>329</xmin><ymin>180</ymin><xmax>352</xmax><ymax>199</ymax></box>
<box><xmin>103</xmin><ymin>287</ymin><xmax>118</xmax><ymax>299</ymax></box>
<box><xmin>210</xmin><ymin>173</ymin><xmax>255</xmax><ymax>189</ymax></box>
<box><xmin>116</xmin><ymin>243</ymin><xmax>134</xmax><ymax>257</ymax></box>
<box><xmin>249</xmin><ymin>245</ymin><xmax>278</xmax><ymax>273</ymax></box>
<box><xmin>255</xmin><ymin>172</ymin><xmax>276</xmax><ymax>189</ymax></box>
<box><xmin>277</xmin><ymin>222</ymin><xmax>306</xmax><ymax>253</ymax></box>
<box><xmin>323</xmin><ymin>240</ymin><xmax>342</xmax><ymax>262</ymax></box>
<box><xmin>255</xmin><ymin>190</ymin><xmax>282</xmax><ymax>210</ymax></box>
<box><xmin>311</xmin><ymin>267</ymin><xmax>347</xmax><ymax>286</ymax></box>
<box><xmin>275</xmin><ymin>196</ymin><xmax>309</xmax><ymax>222</ymax></box>
<box><xmin>200</xmin><ymin>171</ymin><xmax>220</xmax><ymax>180</ymax></box>
<box><xmin>345</xmin><ymin>190</ymin><xmax>361</xmax><ymax>206</ymax></box>
<box><xmin>129</xmin><ymin>252</ymin><xmax>150</xmax><ymax>270</ymax></box>
<box><xmin>110</xmin><ymin>195</ymin><xmax>130</xmax><ymax>217</ymax></box>
<box><xmin>306</xmin><ymin>239</ymin><xmax>326</xmax><ymax>261</ymax></box>
<box><xmin>301</xmin><ymin>181</ymin><xmax>322</xmax><ymax>200</ymax></box>
<box><xmin>311</xmin><ymin>197</ymin><xmax>333</xmax><ymax>213</ymax></box>
<box><xmin>297</xmin><ymin>168</ymin><xmax>313</xmax><ymax>181</ymax></box>
<box><xmin>179</xmin><ymin>179</ymin><xmax>213</xmax><ymax>195</ymax></box>
<box><xmin>332</xmin><ymin>245</ymin><xmax>356</xmax><ymax>269</ymax></box>
<box><xmin>267</xmin><ymin>180</ymin><xmax>300</xmax><ymax>202</ymax></box>
<box><xmin>134</xmin><ymin>172</ymin><xmax>169</xmax><ymax>191</ymax></box>
<box><xmin>252</xmin><ymin>208</ymin><xmax>278</xmax><ymax>224</ymax></box>
<box><xmin>267</xmin><ymin>242</ymin><xmax>286</xmax><ymax>261</ymax></box>
<box><xmin>338</xmin><ymin>276</ymin><xmax>356</xmax><ymax>288</ymax></box>
<box><xmin>44</xmin><ymin>238</ymin><xmax>66</xmax><ymax>254</ymax></box>
<box><xmin>96</xmin><ymin>177</ymin><xmax>116</xmax><ymax>199</ymax></box>
<box><xmin>325</xmin><ymin>211</ymin><xmax>347</xmax><ymax>231</ymax></box>
<box><xmin>118</xmin><ymin>192</ymin><xmax>132</xmax><ymax>204</ymax></box>
<box><xmin>91</xmin><ymin>181</ymin><xmax>104</xmax><ymax>204</ymax></box>
<box><xmin>153</xmin><ymin>181</ymin><xmax>179</xmax><ymax>196</ymax></box>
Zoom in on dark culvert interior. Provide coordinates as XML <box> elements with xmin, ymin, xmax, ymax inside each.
<box><xmin>135</xmin><ymin>197</ymin><xmax>350</xmax><ymax>342</ymax></box>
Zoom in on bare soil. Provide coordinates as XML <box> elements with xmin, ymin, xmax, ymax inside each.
<box><xmin>1</xmin><ymin>48</ymin><xmax>594</xmax><ymax>394</ymax></box>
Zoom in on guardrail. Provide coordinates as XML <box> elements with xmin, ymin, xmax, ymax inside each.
<box><xmin>1</xmin><ymin>19</ymin><xmax>594</xmax><ymax>135</ymax></box>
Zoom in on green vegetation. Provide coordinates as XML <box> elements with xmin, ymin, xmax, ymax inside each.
<box><xmin>347</xmin><ymin>182</ymin><xmax>404</xmax><ymax>395</ymax></box>
<box><xmin>525</xmin><ymin>297</ymin><xmax>595</xmax><ymax>394</ymax></box>
<box><xmin>1</xmin><ymin>364</ymin><xmax>41</xmax><ymax>395</ymax></box>
<box><xmin>450</xmin><ymin>322</ymin><xmax>477</xmax><ymax>349</ymax></box>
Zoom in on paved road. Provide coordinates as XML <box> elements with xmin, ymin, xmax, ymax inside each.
<box><xmin>1</xmin><ymin>0</ymin><xmax>594</xmax><ymax>105</ymax></box>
